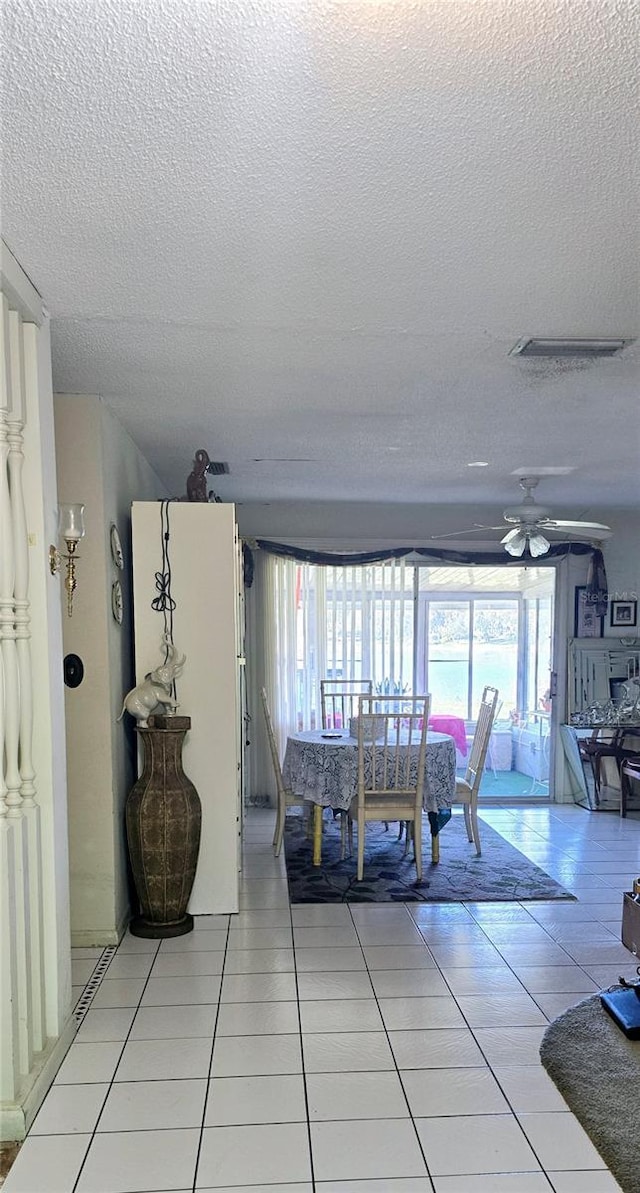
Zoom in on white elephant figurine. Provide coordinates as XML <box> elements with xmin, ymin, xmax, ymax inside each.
<box><xmin>118</xmin><ymin>640</ymin><xmax>186</xmax><ymax>726</ymax></box>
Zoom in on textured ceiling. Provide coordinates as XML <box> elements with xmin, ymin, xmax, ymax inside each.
<box><xmin>2</xmin><ymin>0</ymin><xmax>639</xmax><ymax>519</ymax></box>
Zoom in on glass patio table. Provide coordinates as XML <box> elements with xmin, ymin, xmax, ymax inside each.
<box><xmin>282</xmin><ymin>729</ymin><xmax>457</xmax><ymax>866</ymax></box>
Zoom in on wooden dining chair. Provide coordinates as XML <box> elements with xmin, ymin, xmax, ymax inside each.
<box><xmin>620</xmin><ymin>754</ymin><xmax>640</xmax><ymax>818</ymax></box>
<box><xmin>320</xmin><ymin>678</ymin><xmax>373</xmax><ymax>731</ymax></box>
<box><xmin>583</xmin><ymin>727</ymin><xmax>640</xmax><ymax>807</ymax></box>
<box><xmin>351</xmin><ymin>694</ymin><xmax>430</xmax><ymax>882</ymax></box>
<box><xmin>260</xmin><ymin>687</ymin><xmax>309</xmax><ymax>857</ymax></box>
<box><xmin>577</xmin><ymin>726</ymin><xmax>623</xmax><ymax>806</ymax></box>
<box><xmin>451</xmin><ymin>685</ymin><xmax>499</xmax><ymax>857</ymax></box>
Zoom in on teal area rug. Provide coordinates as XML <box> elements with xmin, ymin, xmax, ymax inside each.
<box><xmin>284</xmin><ymin>812</ymin><xmax>574</xmax><ymax>903</ymax></box>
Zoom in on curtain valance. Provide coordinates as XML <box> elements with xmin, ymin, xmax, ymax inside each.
<box><xmin>254</xmin><ymin>537</ymin><xmax>597</xmax><ymax>567</ymax></box>
<box><xmin>249</xmin><ymin>539</ymin><xmax>607</xmax><ymax>610</ymax></box>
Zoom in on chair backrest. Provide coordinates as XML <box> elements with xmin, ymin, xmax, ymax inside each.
<box><xmin>615</xmin><ymin>727</ymin><xmax>640</xmax><ymax>754</ymax></box>
<box><xmin>320</xmin><ymin>678</ymin><xmax>373</xmax><ymax>730</ymax></box>
<box><xmin>260</xmin><ymin>687</ymin><xmax>288</xmax><ymax>798</ymax></box>
<box><xmin>356</xmin><ymin>695</ymin><xmax>430</xmax><ymax>809</ymax></box>
<box><xmin>464</xmin><ymin>686</ymin><xmax>500</xmax><ymax>794</ymax></box>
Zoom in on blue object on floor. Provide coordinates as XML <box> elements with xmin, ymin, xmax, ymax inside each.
<box><xmin>600</xmin><ymin>987</ymin><xmax>640</xmax><ymax>1039</ymax></box>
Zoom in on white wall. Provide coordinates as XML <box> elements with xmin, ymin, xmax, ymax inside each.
<box><xmin>54</xmin><ymin>395</ymin><xmax>167</xmax><ymax>945</ymax></box>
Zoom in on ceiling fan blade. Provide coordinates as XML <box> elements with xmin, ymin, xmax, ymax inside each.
<box><xmin>428</xmin><ymin>526</ymin><xmax>502</xmax><ymax>540</ymax></box>
<box><xmin>543</xmin><ymin>519</ymin><xmax>612</xmax><ymax>533</ymax></box>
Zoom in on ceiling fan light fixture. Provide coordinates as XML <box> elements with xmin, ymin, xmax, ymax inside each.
<box><xmin>502</xmin><ymin>527</ymin><xmax>550</xmax><ymax>558</ymax></box>
<box><xmin>503</xmin><ymin>530</ymin><xmax>527</xmax><ymax>557</ymax></box>
<box><xmin>509</xmin><ymin>338</ymin><xmax>631</xmax><ymax>358</ymax></box>
<box><xmin>528</xmin><ymin>532</ymin><xmax>550</xmax><ymax>558</ymax></box>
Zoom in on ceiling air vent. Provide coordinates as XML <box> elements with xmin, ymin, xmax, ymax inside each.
<box><xmin>207</xmin><ymin>460</ymin><xmax>230</xmax><ymax>476</ymax></box>
<box><xmin>509</xmin><ymin>338</ymin><xmax>631</xmax><ymax>358</ymax></box>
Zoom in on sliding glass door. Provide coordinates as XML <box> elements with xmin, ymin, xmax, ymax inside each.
<box><xmin>415</xmin><ymin>595</ymin><xmax>519</xmax><ymax>719</ymax></box>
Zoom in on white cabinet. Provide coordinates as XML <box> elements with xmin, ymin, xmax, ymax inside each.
<box><xmin>131</xmin><ymin>501</ymin><xmax>242</xmax><ymax>913</ymax></box>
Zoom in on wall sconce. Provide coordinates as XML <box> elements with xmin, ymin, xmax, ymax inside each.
<box><xmin>49</xmin><ymin>503</ymin><xmax>85</xmax><ymax>617</ymax></box>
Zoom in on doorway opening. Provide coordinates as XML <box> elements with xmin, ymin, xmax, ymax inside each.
<box><xmin>289</xmin><ymin>560</ymin><xmax>556</xmax><ymax>799</ymax></box>
<box><xmin>414</xmin><ymin>565</ymin><xmax>554</xmax><ymax>799</ymax></box>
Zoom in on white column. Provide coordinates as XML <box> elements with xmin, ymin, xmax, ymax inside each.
<box><xmin>0</xmin><ymin>257</ymin><xmax>69</xmax><ymax>1135</ymax></box>
<box><xmin>0</xmin><ymin>366</ymin><xmax>20</xmax><ymax>1089</ymax></box>
<box><xmin>0</xmin><ymin>296</ymin><xmax>32</xmax><ymax>1077</ymax></box>
<box><xmin>11</xmin><ymin>313</ymin><xmax>46</xmax><ymax>1053</ymax></box>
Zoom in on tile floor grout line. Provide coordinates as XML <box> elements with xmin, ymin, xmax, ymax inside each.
<box><xmin>352</xmin><ymin>880</ymin><xmax>609</xmax><ymax>1187</ymax></box>
<box><xmin>29</xmin><ymin>945</ymin><xmax>154</xmax><ymax>1143</ymax></box>
<box><xmin>426</xmin><ymin>907</ymin><xmax>565</xmax><ymax>1191</ymax></box>
<box><xmin>7</xmin><ymin>806</ymin><xmax>639</xmax><ymax>1191</ymax></box>
<box><xmin>190</xmin><ymin>914</ymin><xmax>231</xmax><ymax>1193</ymax></box>
<box><xmin>290</xmin><ymin>877</ymin><xmax>318</xmax><ymax>1192</ymax></box>
<box><xmin>70</xmin><ymin>935</ymin><xmax>162</xmax><ymax>1193</ymax></box>
<box><xmin>347</xmin><ymin>903</ymin><xmax>437</xmax><ymax>1191</ymax></box>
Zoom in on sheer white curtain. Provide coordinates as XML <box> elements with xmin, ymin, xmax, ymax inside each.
<box><xmin>325</xmin><ymin>561</ymin><xmax>415</xmax><ymax>695</ymax></box>
<box><xmin>247</xmin><ymin>553</ymin><xmax>416</xmax><ymax>803</ymax></box>
<box><xmin>265</xmin><ymin>554</ymin><xmax>300</xmax><ymax>752</ymax></box>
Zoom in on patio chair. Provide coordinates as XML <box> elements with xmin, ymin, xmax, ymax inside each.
<box><xmin>320</xmin><ymin>678</ymin><xmax>373</xmax><ymax>731</ymax></box>
<box><xmin>350</xmin><ymin>695</ymin><xmax>430</xmax><ymax>882</ymax></box>
<box><xmin>260</xmin><ymin>687</ymin><xmax>309</xmax><ymax>857</ymax></box>
<box><xmin>452</xmin><ymin>685</ymin><xmax>499</xmax><ymax>856</ymax></box>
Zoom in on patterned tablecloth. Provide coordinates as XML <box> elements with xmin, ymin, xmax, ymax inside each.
<box><xmin>282</xmin><ymin>730</ymin><xmax>457</xmax><ymax>814</ymax></box>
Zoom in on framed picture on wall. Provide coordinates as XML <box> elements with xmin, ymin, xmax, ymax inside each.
<box><xmin>610</xmin><ymin>599</ymin><xmax>638</xmax><ymax>628</ymax></box>
<box><xmin>574</xmin><ymin>586</ymin><xmax>604</xmax><ymax>638</ymax></box>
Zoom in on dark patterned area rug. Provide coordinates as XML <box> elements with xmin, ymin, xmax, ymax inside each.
<box><xmin>284</xmin><ymin>811</ymin><xmax>574</xmax><ymax>903</ymax></box>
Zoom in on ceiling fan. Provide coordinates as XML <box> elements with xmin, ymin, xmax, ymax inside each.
<box><xmin>432</xmin><ymin>477</ymin><xmax>612</xmax><ymax>558</ymax></box>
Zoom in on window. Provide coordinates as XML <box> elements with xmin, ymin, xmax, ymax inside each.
<box><xmin>275</xmin><ymin>558</ymin><xmax>553</xmax><ymax>731</ymax></box>
<box><xmin>416</xmin><ymin>595</ymin><xmax>519</xmax><ymax>719</ymax></box>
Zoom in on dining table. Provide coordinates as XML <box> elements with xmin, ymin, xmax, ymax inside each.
<box><xmin>282</xmin><ymin>728</ymin><xmax>458</xmax><ymax>866</ymax></box>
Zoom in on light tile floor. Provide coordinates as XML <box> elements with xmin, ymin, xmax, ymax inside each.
<box><xmin>6</xmin><ymin>804</ymin><xmax>640</xmax><ymax>1192</ymax></box>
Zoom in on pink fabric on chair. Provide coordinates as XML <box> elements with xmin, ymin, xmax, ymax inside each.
<box><xmin>428</xmin><ymin>714</ymin><xmax>468</xmax><ymax>756</ymax></box>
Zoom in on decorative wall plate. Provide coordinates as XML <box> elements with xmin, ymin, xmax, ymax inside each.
<box><xmin>110</xmin><ymin>523</ymin><xmax>124</xmax><ymax>569</ymax></box>
<box><xmin>111</xmin><ymin>579</ymin><xmax>123</xmax><ymax>624</ymax></box>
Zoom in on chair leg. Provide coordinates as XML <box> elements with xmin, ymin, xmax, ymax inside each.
<box><xmin>273</xmin><ymin>806</ymin><xmax>285</xmax><ymax>857</ymax></box>
<box><xmin>397</xmin><ymin>822</ymin><xmax>404</xmax><ymax>840</ymax></box>
<box><xmin>347</xmin><ymin>815</ymin><xmax>354</xmax><ymax>855</ymax></box>
<box><xmin>403</xmin><ymin>821</ymin><xmax>411</xmax><ymax>857</ymax></box>
<box><xmin>357</xmin><ymin>816</ymin><xmax>365</xmax><ymax>880</ymax></box>
<box><xmin>470</xmin><ymin>799</ymin><xmax>481</xmax><ymax>856</ymax></box>
<box><xmin>312</xmin><ymin>804</ymin><xmax>323</xmax><ymax>866</ymax></box>
<box><xmin>340</xmin><ymin>812</ymin><xmax>347</xmax><ymax>860</ymax></box>
<box><xmin>431</xmin><ymin>833</ymin><xmax>440</xmax><ymax>864</ymax></box>
<box><xmin>414</xmin><ymin>810</ymin><xmax>422</xmax><ymax>882</ymax></box>
<box><xmin>463</xmin><ymin>804</ymin><xmax>473</xmax><ymax>843</ymax></box>
<box><xmin>590</xmin><ymin>758</ymin><xmax>601</xmax><ymax>806</ymax></box>
<box><xmin>620</xmin><ymin>770</ymin><xmax>629</xmax><ymax>818</ymax></box>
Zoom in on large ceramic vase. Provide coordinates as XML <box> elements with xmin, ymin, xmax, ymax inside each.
<box><xmin>126</xmin><ymin>715</ymin><xmax>201</xmax><ymax>937</ymax></box>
